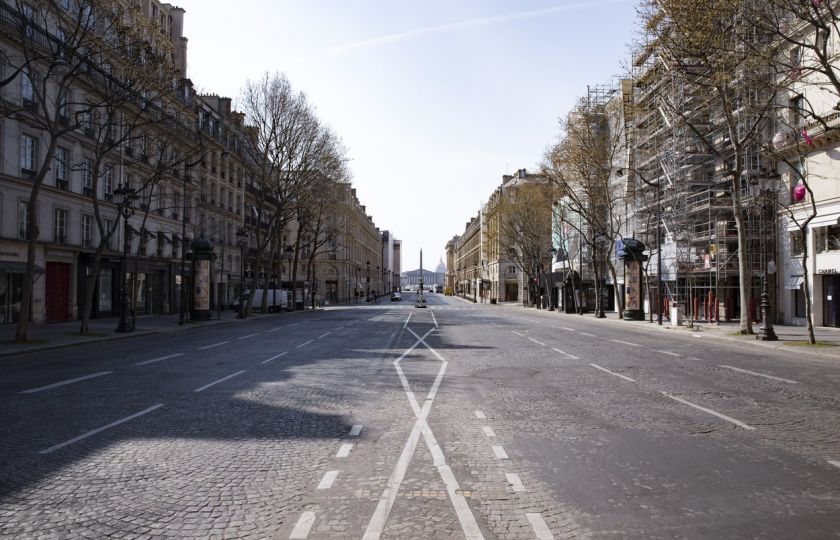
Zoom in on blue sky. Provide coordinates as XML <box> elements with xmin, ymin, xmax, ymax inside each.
<box><xmin>175</xmin><ymin>0</ymin><xmax>639</xmax><ymax>271</ymax></box>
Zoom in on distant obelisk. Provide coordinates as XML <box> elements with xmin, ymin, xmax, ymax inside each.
<box><xmin>416</xmin><ymin>248</ymin><xmax>426</xmax><ymax>307</ymax></box>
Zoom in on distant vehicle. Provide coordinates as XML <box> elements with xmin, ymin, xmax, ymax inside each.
<box><xmin>391</xmin><ymin>291</ymin><xmax>402</xmax><ymax>301</ymax></box>
<box><xmin>434</xmin><ymin>285</ymin><xmax>443</xmax><ymax>293</ymax></box>
<box><xmin>232</xmin><ymin>289</ymin><xmax>289</xmax><ymax>313</ymax></box>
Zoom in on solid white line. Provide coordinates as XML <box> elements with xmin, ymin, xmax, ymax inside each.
<box><xmin>512</xmin><ymin>330</ymin><xmax>524</xmax><ymax>336</ymax></box>
<box><xmin>579</xmin><ymin>332</ymin><xmax>596</xmax><ymax>338</ymax></box>
<box><xmin>528</xmin><ymin>337</ymin><xmax>546</xmax><ymax>346</ymax></box>
<box><xmin>474</xmin><ymin>411</ymin><xmax>486</xmax><ymax>420</ymax></box>
<box><xmin>590</xmin><ymin>363</ymin><xmax>636</xmax><ymax>382</ymax></box>
<box><xmin>296</xmin><ymin>340</ymin><xmax>313</xmax><ymax>349</ymax></box>
<box><xmin>552</xmin><ymin>348</ymin><xmax>579</xmax><ymax>360</ymax></box>
<box><xmin>317</xmin><ymin>470</ymin><xmax>339</xmax><ymax>490</ymax></box>
<box><xmin>829</xmin><ymin>460</ymin><xmax>840</xmax><ymax>469</ymax></box>
<box><xmin>718</xmin><ymin>365</ymin><xmax>799</xmax><ymax>384</ymax></box>
<box><xmin>655</xmin><ymin>350</ymin><xmax>682</xmax><ymax>357</ymax></box>
<box><xmin>19</xmin><ymin>371</ymin><xmax>113</xmax><ymax>394</ymax></box>
<box><xmin>611</xmin><ymin>339</ymin><xmax>640</xmax><ymax>347</ymax></box>
<box><xmin>39</xmin><ymin>404</ymin><xmax>163</xmax><ymax>454</ymax></box>
<box><xmin>506</xmin><ymin>472</ymin><xmax>525</xmax><ymax>492</ymax></box>
<box><xmin>194</xmin><ymin>370</ymin><xmax>246</xmax><ymax>392</ymax></box>
<box><xmin>336</xmin><ymin>443</ymin><xmax>353</xmax><ymax>458</ymax></box>
<box><xmin>349</xmin><ymin>424</ymin><xmax>363</xmax><ymax>437</ymax></box>
<box><xmin>482</xmin><ymin>426</ymin><xmax>496</xmax><ymax>437</ymax></box>
<box><xmin>238</xmin><ymin>333</ymin><xmax>259</xmax><ymax>340</ymax></box>
<box><xmin>430</xmin><ymin>308</ymin><xmax>439</xmax><ymax>328</ymax></box>
<box><xmin>261</xmin><ymin>351</ymin><xmax>288</xmax><ymax>364</ymax></box>
<box><xmin>317</xmin><ymin>331</ymin><xmax>332</xmax><ymax>339</ymax></box>
<box><xmin>492</xmin><ymin>445</ymin><xmax>509</xmax><ymax>459</ymax></box>
<box><xmin>289</xmin><ymin>511</ymin><xmax>316</xmax><ymax>539</ymax></box>
<box><xmin>526</xmin><ymin>513</ymin><xmax>555</xmax><ymax>540</ymax></box>
<box><xmin>660</xmin><ymin>392</ymin><xmax>755</xmax><ymax>430</ymax></box>
<box><xmin>134</xmin><ymin>353</ymin><xmax>184</xmax><ymax>366</ymax></box>
<box><xmin>198</xmin><ymin>340</ymin><xmax>230</xmax><ymax>350</ymax></box>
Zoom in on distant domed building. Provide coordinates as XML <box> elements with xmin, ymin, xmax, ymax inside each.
<box><xmin>435</xmin><ymin>258</ymin><xmax>446</xmax><ymax>274</ymax></box>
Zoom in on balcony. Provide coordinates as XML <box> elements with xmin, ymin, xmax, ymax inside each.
<box><xmin>83</xmin><ymin>187</ymin><xmax>93</xmax><ymax>197</ymax></box>
<box><xmin>22</xmin><ymin>98</ymin><xmax>37</xmax><ymax>114</ymax></box>
<box><xmin>20</xmin><ymin>168</ymin><xmax>35</xmax><ymax>181</ymax></box>
<box><xmin>55</xmin><ymin>179</ymin><xmax>68</xmax><ymax>191</ymax></box>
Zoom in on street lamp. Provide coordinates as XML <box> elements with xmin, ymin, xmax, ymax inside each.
<box><xmin>751</xmin><ymin>174</ymin><xmax>779</xmax><ymax>341</ymax></box>
<box><xmin>366</xmin><ymin>260</ymin><xmax>370</xmax><ymax>302</ymax></box>
<box><xmin>595</xmin><ymin>231</ymin><xmax>608</xmax><ymax>319</ymax></box>
<box><xmin>114</xmin><ymin>184</ymin><xmax>137</xmax><ymax>333</ymax></box>
<box><xmin>236</xmin><ymin>227</ymin><xmax>248</xmax><ymax>319</ymax></box>
<box><xmin>285</xmin><ymin>245</ymin><xmax>294</xmax><ymax>310</ymax></box>
<box><xmin>548</xmin><ymin>247</ymin><xmax>557</xmax><ymax>311</ymax></box>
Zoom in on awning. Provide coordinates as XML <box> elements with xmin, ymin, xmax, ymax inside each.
<box><xmin>0</xmin><ymin>261</ymin><xmax>45</xmax><ymax>274</ymax></box>
<box><xmin>785</xmin><ymin>275</ymin><xmax>804</xmax><ymax>290</ymax></box>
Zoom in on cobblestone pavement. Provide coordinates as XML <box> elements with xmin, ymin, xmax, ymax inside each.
<box><xmin>1</xmin><ymin>294</ymin><xmax>839</xmax><ymax>538</ymax></box>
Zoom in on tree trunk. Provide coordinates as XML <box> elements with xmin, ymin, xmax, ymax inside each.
<box><xmin>733</xmin><ymin>204</ymin><xmax>754</xmax><ymax>334</ymax></box>
<box><xmin>801</xmin><ymin>235</ymin><xmax>816</xmax><ymax>345</ymax></box>
<box><xmin>79</xmin><ymin>247</ymin><xmax>106</xmax><ymax>335</ymax></box>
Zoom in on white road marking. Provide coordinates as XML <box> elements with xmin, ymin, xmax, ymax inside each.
<box><xmin>261</xmin><ymin>351</ymin><xmax>288</xmax><ymax>364</ymax></box>
<box><xmin>474</xmin><ymin>410</ymin><xmax>486</xmax><ymax>420</ymax></box>
<box><xmin>288</xmin><ymin>322</ymin><xmax>299</xmax><ymax>326</ymax></box>
<box><xmin>39</xmin><ymin>404</ymin><xmax>164</xmax><ymax>454</ymax></box>
<box><xmin>289</xmin><ymin>511</ymin><xmax>316</xmax><ymax>539</ymax></box>
<box><xmin>526</xmin><ymin>513</ymin><xmax>555</xmax><ymax>539</ymax></box>
<box><xmin>579</xmin><ymin>332</ymin><xmax>596</xmax><ymax>338</ymax></box>
<box><xmin>505</xmin><ymin>472</ymin><xmax>525</xmax><ymax>492</ymax></box>
<box><xmin>336</xmin><ymin>443</ymin><xmax>353</xmax><ymax>458</ymax></box>
<box><xmin>198</xmin><ymin>340</ymin><xmax>230</xmax><ymax>350</ymax></box>
<box><xmin>19</xmin><ymin>371</ymin><xmax>113</xmax><ymax>394</ymax></box>
<box><xmin>238</xmin><ymin>333</ymin><xmax>259</xmax><ymax>340</ymax></box>
<box><xmin>590</xmin><ymin>363</ymin><xmax>636</xmax><ymax>382</ymax></box>
<box><xmin>482</xmin><ymin>426</ymin><xmax>496</xmax><ymax>437</ymax></box>
<box><xmin>552</xmin><ymin>348</ymin><xmax>579</xmax><ymax>360</ymax></box>
<box><xmin>611</xmin><ymin>339</ymin><xmax>641</xmax><ymax>347</ymax></box>
<box><xmin>718</xmin><ymin>365</ymin><xmax>799</xmax><ymax>384</ymax></box>
<box><xmin>296</xmin><ymin>340</ymin><xmax>313</xmax><ymax>349</ymax></box>
<box><xmin>265</xmin><ymin>327</ymin><xmax>283</xmax><ymax>333</ymax></box>
<box><xmin>655</xmin><ymin>350</ymin><xmax>681</xmax><ymax>357</ymax></box>
<box><xmin>660</xmin><ymin>392</ymin><xmax>755</xmax><ymax>430</ymax></box>
<box><xmin>560</xmin><ymin>326</ymin><xmax>576</xmax><ymax>332</ymax></box>
<box><xmin>492</xmin><ymin>445</ymin><xmax>509</xmax><ymax>459</ymax></box>
<box><xmin>134</xmin><ymin>353</ymin><xmax>184</xmax><ymax>366</ymax></box>
<box><xmin>349</xmin><ymin>424</ymin><xmax>363</xmax><ymax>437</ymax></box>
<box><xmin>829</xmin><ymin>460</ymin><xmax>840</xmax><ymax>469</ymax></box>
<box><xmin>512</xmin><ymin>330</ymin><xmax>524</xmax><ymax>336</ymax></box>
<box><xmin>317</xmin><ymin>331</ymin><xmax>332</xmax><ymax>339</ymax></box>
<box><xmin>528</xmin><ymin>338</ymin><xmax>546</xmax><ymax>346</ymax></box>
<box><xmin>194</xmin><ymin>370</ymin><xmax>246</xmax><ymax>392</ymax></box>
<box><xmin>430</xmin><ymin>308</ymin><xmax>439</xmax><ymax>328</ymax></box>
<box><xmin>316</xmin><ymin>470</ymin><xmax>339</xmax><ymax>490</ymax></box>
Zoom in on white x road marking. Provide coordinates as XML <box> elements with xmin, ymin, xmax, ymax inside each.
<box><xmin>363</xmin><ymin>312</ymin><xmax>483</xmax><ymax>540</ymax></box>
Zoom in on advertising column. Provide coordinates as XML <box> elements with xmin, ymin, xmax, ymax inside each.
<box><xmin>191</xmin><ymin>238</ymin><xmax>215</xmax><ymax>321</ymax></box>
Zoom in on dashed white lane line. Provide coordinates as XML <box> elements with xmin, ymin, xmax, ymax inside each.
<box><xmin>482</xmin><ymin>426</ymin><xmax>496</xmax><ymax>437</ymax></box>
<box><xmin>289</xmin><ymin>511</ymin><xmax>316</xmax><ymax>539</ymax></box>
<box><xmin>194</xmin><ymin>370</ymin><xmax>246</xmax><ymax>392</ymax></box>
<box><xmin>349</xmin><ymin>424</ymin><xmax>364</xmax><ymax>437</ymax></box>
<box><xmin>560</xmin><ymin>326</ymin><xmax>576</xmax><ymax>332</ymax></box>
<box><xmin>579</xmin><ymin>332</ymin><xmax>596</xmax><ymax>338</ymax></box>
<box><xmin>261</xmin><ymin>351</ymin><xmax>288</xmax><ymax>364</ymax></box>
<box><xmin>590</xmin><ymin>363</ymin><xmax>636</xmax><ymax>382</ymax></box>
<box><xmin>660</xmin><ymin>392</ymin><xmax>755</xmax><ymax>430</ymax></box>
<box><xmin>198</xmin><ymin>340</ymin><xmax>230</xmax><ymax>350</ymax></box>
<box><xmin>39</xmin><ymin>404</ymin><xmax>164</xmax><ymax>454</ymax></box>
<box><xmin>316</xmin><ymin>470</ymin><xmax>339</xmax><ymax>490</ymax></box>
<box><xmin>505</xmin><ymin>472</ymin><xmax>525</xmax><ymax>493</ymax></box>
<box><xmin>134</xmin><ymin>353</ymin><xmax>184</xmax><ymax>366</ymax></box>
<box><xmin>238</xmin><ymin>333</ymin><xmax>260</xmax><ymax>340</ymax></box>
<box><xmin>296</xmin><ymin>340</ymin><xmax>314</xmax><ymax>349</ymax></box>
<box><xmin>610</xmin><ymin>339</ymin><xmax>641</xmax><ymax>347</ymax></box>
<box><xmin>336</xmin><ymin>443</ymin><xmax>353</xmax><ymax>458</ymax></box>
<box><xmin>474</xmin><ymin>410</ymin><xmax>486</xmax><ymax>420</ymax></box>
<box><xmin>19</xmin><ymin>371</ymin><xmax>113</xmax><ymax>394</ymax></box>
<box><xmin>718</xmin><ymin>365</ymin><xmax>799</xmax><ymax>384</ymax></box>
<box><xmin>317</xmin><ymin>331</ymin><xmax>332</xmax><ymax>339</ymax></box>
<box><xmin>552</xmin><ymin>348</ymin><xmax>579</xmax><ymax>360</ymax></box>
<box><xmin>829</xmin><ymin>460</ymin><xmax>840</xmax><ymax>469</ymax></box>
<box><xmin>265</xmin><ymin>327</ymin><xmax>283</xmax><ymax>333</ymax></box>
<box><xmin>526</xmin><ymin>512</ymin><xmax>555</xmax><ymax>539</ymax></box>
<box><xmin>655</xmin><ymin>350</ymin><xmax>682</xmax><ymax>357</ymax></box>
<box><xmin>512</xmin><ymin>330</ymin><xmax>524</xmax><ymax>336</ymax></box>
<box><xmin>528</xmin><ymin>337</ymin><xmax>546</xmax><ymax>346</ymax></box>
<box><xmin>492</xmin><ymin>445</ymin><xmax>509</xmax><ymax>459</ymax></box>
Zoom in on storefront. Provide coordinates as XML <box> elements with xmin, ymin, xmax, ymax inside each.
<box><xmin>130</xmin><ymin>259</ymin><xmax>174</xmax><ymax>316</ymax></box>
<box><xmin>77</xmin><ymin>253</ymin><xmax>120</xmax><ymax>319</ymax></box>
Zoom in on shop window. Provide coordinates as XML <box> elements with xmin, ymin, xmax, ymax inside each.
<box><xmin>794</xmin><ymin>284</ymin><xmax>807</xmax><ymax>318</ymax></box>
<box><xmin>815</xmin><ymin>225</ymin><xmax>840</xmax><ymax>253</ymax></box>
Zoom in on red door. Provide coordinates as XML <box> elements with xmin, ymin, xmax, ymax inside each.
<box><xmin>46</xmin><ymin>262</ymin><xmax>71</xmax><ymax>322</ymax></box>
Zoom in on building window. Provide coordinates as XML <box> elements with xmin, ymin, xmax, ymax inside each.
<box><xmin>790</xmin><ymin>230</ymin><xmax>804</xmax><ymax>256</ymax></box>
<box><xmin>18</xmin><ymin>200</ymin><xmax>30</xmax><ymax>240</ymax></box>
<box><xmin>81</xmin><ymin>214</ymin><xmax>92</xmax><ymax>248</ymax></box>
<box><xmin>83</xmin><ymin>158</ymin><xmax>93</xmax><ymax>197</ymax></box>
<box><xmin>54</xmin><ymin>208</ymin><xmax>67</xmax><ymax>244</ymax></box>
<box><xmin>21</xmin><ymin>67</ymin><xmax>35</xmax><ymax>109</ymax></box>
<box><xmin>103</xmin><ymin>166</ymin><xmax>113</xmax><ymax>201</ymax></box>
<box><xmin>105</xmin><ymin>219</ymin><xmax>114</xmax><ymax>250</ymax></box>
<box><xmin>55</xmin><ymin>147</ymin><xmax>68</xmax><ymax>190</ymax></box>
<box><xmin>815</xmin><ymin>225</ymin><xmax>840</xmax><ymax>253</ymax></box>
<box><xmin>20</xmin><ymin>134</ymin><xmax>36</xmax><ymax>180</ymax></box>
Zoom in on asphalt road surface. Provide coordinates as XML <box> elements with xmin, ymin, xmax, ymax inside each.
<box><xmin>2</xmin><ymin>293</ymin><xmax>839</xmax><ymax>538</ymax></box>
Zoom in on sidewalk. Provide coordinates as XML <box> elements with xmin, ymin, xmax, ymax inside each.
<box><xmin>0</xmin><ymin>308</ymin><xmax>312</xmax><ymax>358</ymax></box>
<box><xmin>498</xmin><ymin>302</ymin><xmax>840</xmax><ymax>361</ymax></box>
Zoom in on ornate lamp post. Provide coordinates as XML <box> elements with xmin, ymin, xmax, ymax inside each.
<box><xmin>236</xmin><ymin>227</ymin><xmax>248</xmax><ymax>319</ymax></box>
<box><xmin>114</xmin><ymin>184</ymin><xmax>137</xmax><ymax>333</ymax></box>
<box><xmin>366</xmin><ymin>260</ymin><xmax>370</xmax><ymax>302</ymax></box>
<box><xmin>595</xmin><ymin>231</ymin><xmax>608</xmax><ymax>319</ymax></box>
<box><xmin>751</xmin><ymin>174</ymin><xmax>779</xmax><ymax>341</ymax></box>
<box><xmin>548</xmin><ymin>247</ymin><xmax>557</xmax><ymax>311</ymax></box>
<box><xmin>285</xmin><ymin>245</ymin><xmax>294</xmax><ymax>310</ymax></box>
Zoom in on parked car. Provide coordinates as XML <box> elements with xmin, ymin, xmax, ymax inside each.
<box><xmin>391</xmin><ymin>291</ymin><xmax>402</xmax><ymax>301</ymax></box>
<box><xmin>231</xmin><ymin>289</ymin><xmax>289</xmax><ymax>312</ymax></box>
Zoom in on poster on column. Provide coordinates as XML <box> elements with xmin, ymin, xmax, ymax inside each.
<box><xmin>626</xmin><ymin>261</ymin><xmax>641</xmax><ymax>310</ymax></box>
<box><xmin>194</xmin><ymin>260</ymin><xmax>210</xmax><ymax>310</ymax></box>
